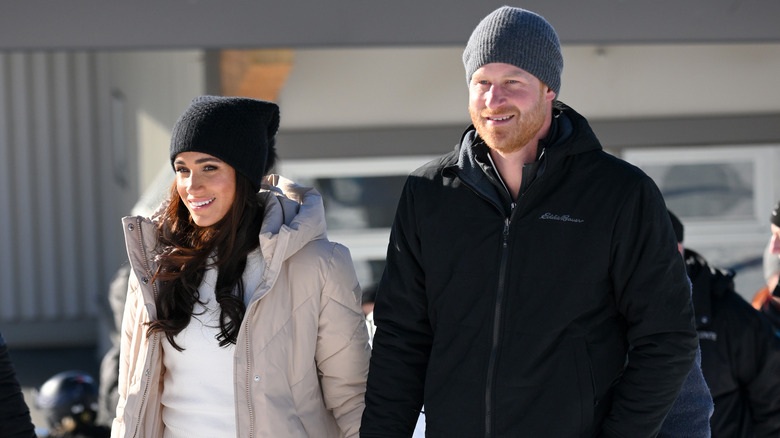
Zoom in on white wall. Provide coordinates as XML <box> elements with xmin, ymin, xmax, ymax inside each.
<box><xmin>103</xmin><ymin>50</ymin><xmax>205</xmax><ymax>192</ymax></box>
<box><xmin>0</xmin><ymin>49</ymin><xmax>206</xmax><ymax>348</ymax></box>
<box><xmin>278</xmin><ymin>43</ymin><xmax>780</xmax><ymax>129</ymax></box>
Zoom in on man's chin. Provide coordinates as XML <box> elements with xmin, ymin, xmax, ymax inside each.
<box><xmin>488</xmin><ymin>142</ymin><xmax>526</xmax><ymax>155</ymax></box>
<box><xmin>479</xmin><ymin>132</ymin><xmax>528</xmax><ymax>155</ymax></box>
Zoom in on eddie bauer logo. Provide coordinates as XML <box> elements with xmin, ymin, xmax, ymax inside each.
<box><xmin>539</xmin><ymin>213</ymin><xmax>585</xmax><ymax>223</ymax></box>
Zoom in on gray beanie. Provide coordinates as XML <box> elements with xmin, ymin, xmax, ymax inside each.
<box><xmin>763</xmin><ymin>239</ymin><xmax>780</xmax><ymax>283</ymax></box>
<box><xmin>463</xmin><ymin>6</ymin><xmax>563</xmax><ymax>97</ymax></box>
<box><xmin>170</xmin><ymin>95</ymin><xmax>279</xmax><ymax>192</ymax></box>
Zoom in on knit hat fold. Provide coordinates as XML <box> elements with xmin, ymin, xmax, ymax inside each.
<box><xmin>463</xmin><ymin>6</ymin><xmax>563</xmax><ymax>97</ymax></box>
<box><xmin>170</xmin><ymin>95</ymin><xmax>280</xmax><ymax>191</ymax></box>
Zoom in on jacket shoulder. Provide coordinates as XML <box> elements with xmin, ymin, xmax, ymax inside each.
<box><xmin>288</xmin><ymin>239</ymin><xmax>362</xmax><ymax>312</ymax></box>
<box><xmin>715</xmin><ymin>286</ymin><xmax>772</xmax><ymax>325</ymax></box>
<box><xmin>409</xmin><ymin>148</ymin><xmax>459</xmax><ymax>179</ymax></box>
<box><xmin>589</xmin><ymin>150</ymin><xmax>648</xmax><ymax>181</ymax></box>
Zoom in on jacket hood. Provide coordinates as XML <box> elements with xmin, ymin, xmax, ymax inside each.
<box><xmin>455</xmin><ymin>101</ymin><xmax>603</xmax><ymax>169</ymax></box>
<box><xmin>685</xmin><ymin>248</ymin><xmax>736</xmax><ymax>297</ymax></box>
<box><xmin>685</xmin><ymin>248</ymin><xmax>736</xmax><ymax>329</ymax></box>
<box><xmin>254</xmin><ymin>175</ymin><xmax>327</xmax><ymax>301</ymax></box>
<box><xmin>445</xmin><ymin>102</ymin><xmax>603</xmax><ymax>213</ymax></box>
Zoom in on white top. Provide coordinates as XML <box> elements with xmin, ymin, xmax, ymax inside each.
<box><xmin>161</xmin><ymin>249</ymin><xmax>264</xmax><ymax>438</ymax></box>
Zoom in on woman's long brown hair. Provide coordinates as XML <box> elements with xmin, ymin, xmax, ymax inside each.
<box><xmin>147</xmin><ymin>173</ymin><xmax>264</xmax><ymax>351</ymax></box>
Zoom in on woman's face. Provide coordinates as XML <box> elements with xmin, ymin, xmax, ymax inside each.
<box><xmin>174</xmin><ymin>151</ymin><xmax>236</xmax><ymax>227</ymax></box>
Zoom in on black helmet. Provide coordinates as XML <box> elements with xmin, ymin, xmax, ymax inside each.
<box><xmin>35</xmin><ymin>370</ymin><xmax>99</xmax><ymax>429</ymax></box>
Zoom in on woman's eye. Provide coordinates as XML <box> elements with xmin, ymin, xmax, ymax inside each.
<box><xmin>175</xmin><ymin>167</ymin><xmax>189</xmax><ymax>174</ymax></box>
<box><xmin>203</xmin><ymin>165</ymin><xmax>218</xmax><ymax>172</ymax></box>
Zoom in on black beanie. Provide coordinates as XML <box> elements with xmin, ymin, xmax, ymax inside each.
<box><xmin>668</xmin><ymin>210</ymin><xmax>684</xmax><ymax>243</ymax></box>
<box><xmin>772</xmin><ymin>200</ymin><xmax>780</xmax><ymax>227</ymax></box>
<box><xmin>170</xmin><ymin>95</ymin><xmax>280</xmax><ymax>191</ymax></box>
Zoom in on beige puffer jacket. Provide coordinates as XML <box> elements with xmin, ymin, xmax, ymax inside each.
<box><xmin>111</xmin><ymin>175</ymin><xmax>371</xmax><ymax>438</ymax></box>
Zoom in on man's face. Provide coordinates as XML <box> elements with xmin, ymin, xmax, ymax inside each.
<box><xmin>468</xmin><ymin>63</ymin><xmax>556</xmax><ymax>154</ymax></box>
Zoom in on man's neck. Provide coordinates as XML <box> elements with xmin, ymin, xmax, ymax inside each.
<box><xmin>489</xmin><ymin>142</ymin><xmax>538</xmax><ymax>201</ymax></box>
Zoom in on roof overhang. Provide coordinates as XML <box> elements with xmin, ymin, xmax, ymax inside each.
<box><xmin>2</xmin><ymin>0</ymin><xmax>780</xmax><ymax>51</ymax></box>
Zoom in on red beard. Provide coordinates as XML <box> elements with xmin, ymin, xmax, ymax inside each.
<box><xmin>469</xmin><ymin>94</ymin><xmax>548</xmax><ymax>154</ymax></box>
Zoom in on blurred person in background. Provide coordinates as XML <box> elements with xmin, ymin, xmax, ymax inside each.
<box><xmin>752</xmin><ymin>201</ymin><xmax>780</xmax><ymax>335</ymax></box>
<box><xmin>670</xmin><ymin>211</ymin><xmax>780</xmax><ymax>437</ymax></box>
<box><xmin>35</xmin><ymin>371</ymin><xmax>110</xmax><ymax>438</ymax></box>
<box><xmin>0</xmin><ymin>330</ymin><xmax>36</xmax><ymax>438</ymax></box>
<box><xmin>660</xmin><ymin>212</ymin><xmax>714</xmax><ymax>438</ymax></box>
<box><xmin>95</xmin><ymin>265</ymin><xmax>130</xmax><ymax>427</ymax></box>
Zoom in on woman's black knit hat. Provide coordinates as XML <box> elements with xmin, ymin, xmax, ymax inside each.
<box><xmin>169</xmin><ymin>95</ymin><xmax>280</xmax><ymax>191</ymax></box>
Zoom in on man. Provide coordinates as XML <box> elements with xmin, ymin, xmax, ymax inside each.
<box><xmin>668</xmin><ymin>211</ymin><xmax>780</xmax><ymax>437</ymax></box>
<box><xmin>361</xmin><ymin>6</ymin><xmax>698</xmax><ymax>438</ymax></box>
<box><xmin>754</xmin><ymin>201</ymin><xmax>780</xmax><ymax>334</ymax></box>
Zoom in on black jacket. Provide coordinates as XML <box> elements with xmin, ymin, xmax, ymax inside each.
<box><xmin>362</xmin><ymin>104</ymin><xmax>698</xmax><ymax>438</ymax></box>
<box><xmin>0</xmin><ymin>332</ymin><xmax>36</xmax><ymax>438</ymax></box>
<box><xmin>687</xmin><ymin>249</ymin><xmax>780</xmax><ymax>438</ymax></box>
<box><xmin>759</xmin><ymin>296</ymin><xmax>780</xmax><ymax>337</ymax></box>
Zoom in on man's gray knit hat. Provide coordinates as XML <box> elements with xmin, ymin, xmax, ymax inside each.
<box><xmin>463</xmin><ymin>6</ymin><xmax>563</xmax><ymax>97</ymax></box>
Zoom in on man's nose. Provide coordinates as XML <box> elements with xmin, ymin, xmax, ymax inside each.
<box><xmin>485</xmin><ymin>85</ymin><xmax>506</xmax><ymax>108</ymax></box>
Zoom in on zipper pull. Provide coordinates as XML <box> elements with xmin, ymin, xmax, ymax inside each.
<box><xmin>503</xmin><ymin>217</ymin><xmax>510</xmax><ymax>247</ymax></box>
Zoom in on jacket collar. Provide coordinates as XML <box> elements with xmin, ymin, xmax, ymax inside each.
<box><xmin>253</xmin><ymin>175</ymin><xmax>327</xmax><ymax>303</ymax></box>
<box><xmin>685</xmin><ymin>248</ymin><xmax>736</xmax><ymax>329</ymax></box>
<box><xmin>444</xmin><ymin>102</ymin><xmax>599</xmax><ymax>212</ymax></box>
<box><xmin>450</xmin><ymin>101</ymin><xmax>600</xmax><ymax>172</ymax></box>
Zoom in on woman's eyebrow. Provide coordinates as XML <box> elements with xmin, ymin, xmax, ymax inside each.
<box><xmin>174</xmin><ymin>157</ymin><xmax>223</xmax><ymax>165</ymax></box>
<box><xmin>194</xmin><ymin>157</ymin><xmax>223</xmax><ymax>164</ymax></box>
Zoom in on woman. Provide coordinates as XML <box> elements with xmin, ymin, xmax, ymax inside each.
<box><xmin>111</xmin><ymin>96</ymin><xmax>370</xmax><ymax>438</ymax></box>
